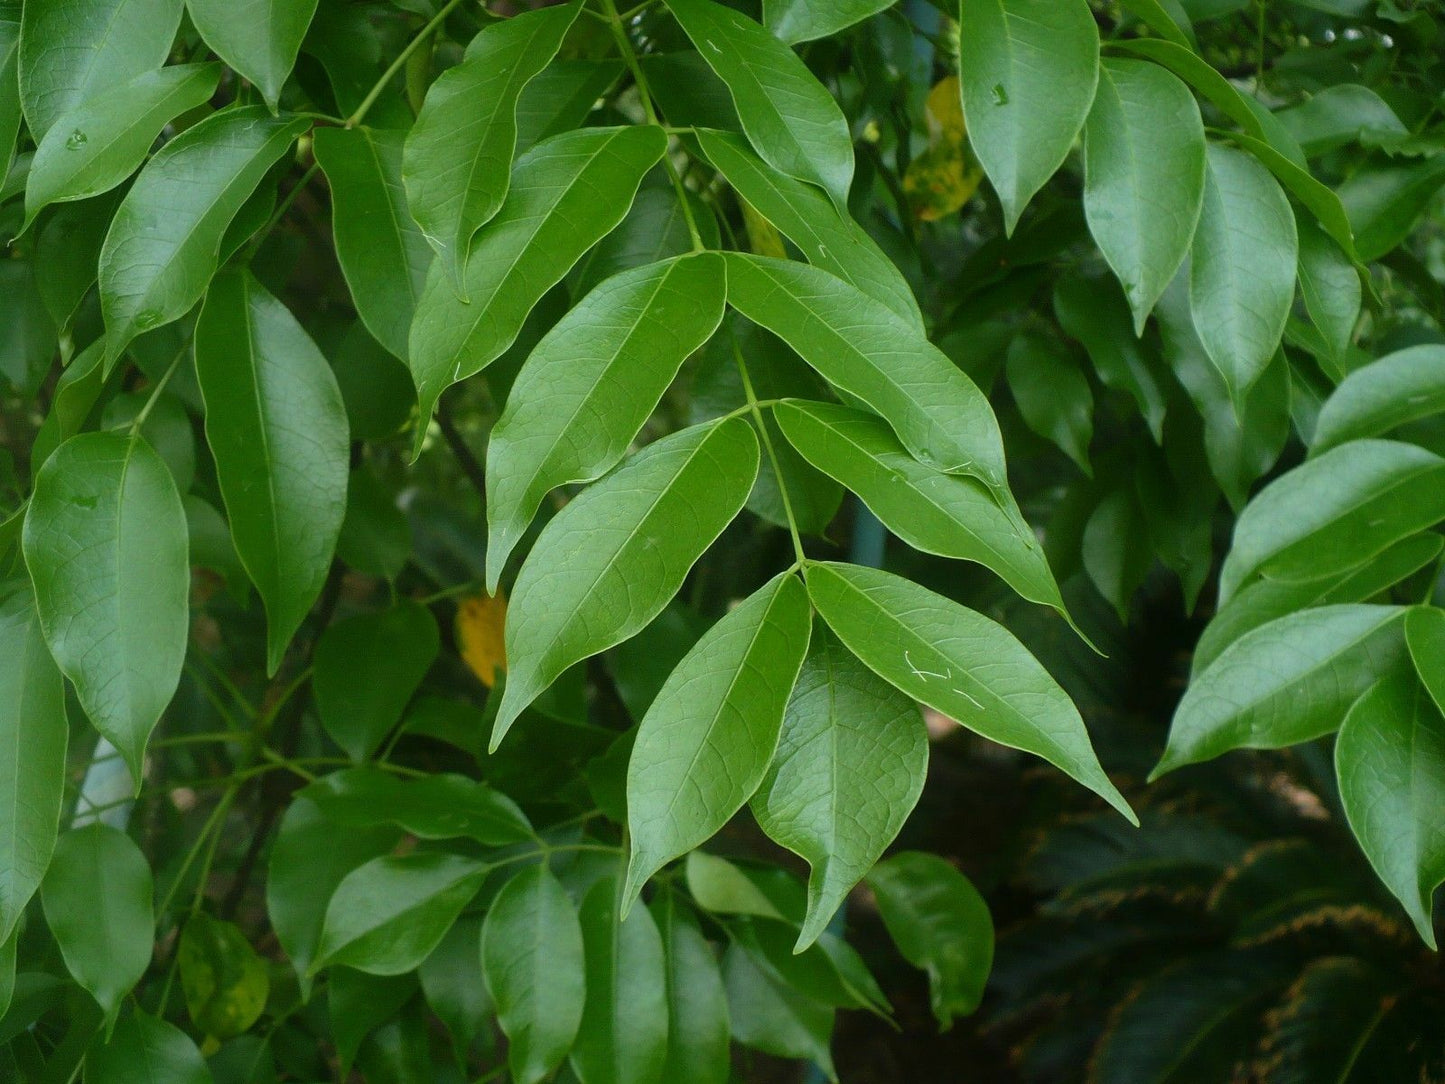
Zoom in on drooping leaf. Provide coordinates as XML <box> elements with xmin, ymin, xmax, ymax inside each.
<box><xmin>481</xmin><ymin>864</ymin><xmax>586</xmax><ymax>1084</ymax></box>
<box><xmin>722</xmin><ymin>938</ymin><xmax>836</xmax><ymax>1080</ymax></box>
<box><xmin>485</xmin><ymin>252</ymin><xmax>726</xmax><ymax>590</ymax></box>
<box><xmin>650</xmin><ymin>892</ymin><xmax>729</xmax><ymax>1084</ymax></box>
<box><xmin>17</xmin><ymin>0</ymin><xmax>185</xmax><ymax>137</ymax></box>
<box><xmin>623</xmin><ymin>572</ymin><xmax>812</xmax><ymax>907</ymax></box>
<box><xmin>1295</xmin><ymin>219</ymin><xmax>1360</xmax><ymax>372</ymax></box>
<box><xmin>40</xmin><ymin>824</ymin><xmax>153</xmax><ymax>1026</ymax></box>
<box><xmin>724</xmin><ymin>253</ymin><xmax>1008</xmax><ymax>488</ymax></box>
<box><xmin>763</xmin><ymin>0</ymin><xmax>893</xmax><ymax>43</ymax></box>
<box><xmin>1217</xmin><ymin>439</ymin><xmax>1445</xmax><ymax>605</ymax></box>
<box><xmin>957</xmin><ymin>0</ymin><xmax>1100</xmax><ymax>233</ymax></box>
<box><xmin>313</xmin><ymin>604</ymin><xmax>439</xmax><ymax>761</ymax></box>
<box><xmin>0</xmin><ymin>582</ymin><xmax>67</xmax><ymax>943</ymax></box>
<box><xmin>1338</xmin><ymin>155</ymin><xmax>1445</xmax><ymax>263</ymax></box>
<box><xmin>1083</xmin><ymin>58</ymin><xmax>1205</xmax><ymax>334</ymax></box>
<box><xmin>97</xmin><ymin>107</ymin><xmax>306</xmax><ymax>367</ymax></box>
<box><xmin>1082</xmin><ymin>483</ymin><xmax>1153</xmax><ymax>621</ymax></box>
<box><xmin>867</xmin><ymin>852</ymin><xmax>993</xmax><ymax>1028</ymax></box>
<box><xmin>312</xmin><ymin>126</ymin><xmax>432</xmax><ymax>361</ymax></box>
<box><xmin>186</xmin><ymin>0</ymin><xmax>320</xmax><ymax>110</ymax></box>
<box><xmin>195</xmin><ymin>269</ymin><xmax>350</xmax><ymax>675</ymax></box>
<box><xmin>571</xmin><ymin>875</ymin><xmax>668</xmax><ymax>1084</ymax></box>
<box><xmin>752</xmin><ymin>630</ymin><xmax>927</xmax><ymax>950</ymax></box>
<box><xmin>407</xmin><ymin>125</ymin><xmax>666</xmax><ymax>447</ymax></box>
<box><xmin>695</xmin><ymin>127</ymin><xmax>921</xmax><ymax>329</ymax></box>
<box><xmin>23</xmin><ymin>431</ymin><xmax>187</xmax><ymax>778</ymax></box>
<box><xmin>329</xmin><ymin>969</ymin><xmax>417</xmax><ymax>1078</ymax></box>
<box><xmin>665</xmin><ymin>0</ymin><xmax>854</xmax><ymax>210</ymax></box>
<box><xmin>266</xmin><ymin>789</ymin><xmax>399</xmax><ymax>994</ymax></box>
<box><xmin>1275</xmin><ymin>84</ymin><xmax>1408</xmax><ymax>157</ymax></box>
<box><xmin>1190</xmin><ymin>142</ymin><xmax>1298</xmax><ymax>405</ymax></box>
<box><xmin>774</xmin><ymin>399</ymin><xmax>1066</xmax><ymax>614</ymax></box>
<box><xmin>23</xmin><ymin>63</ymin><xmax>220</xmax><ymax>228</ymax></box>
<box><xmin>177</xmin><ymin>913</ymin><xmax>269</xmax><ymax>1041</ymax></box>
<box><xmin>418</xmin><ymin>916</ymin><xmax>491</xmax><ymax>1061</ymax></box>
<box><xmin>1335</xmin><ymin>671</ymin><xmax>1445</xmax><ymax>948</ymax></box>
<box><xmin>402</xmin><ymin>2</ymin><xmax>581</xmax><ymax>291</ymax></box>
<box><xmin>312</xmin><ymin>853</ymin><xmax>487</xmax><ymax>976</ymax></box>
<box><xmin>685</xmin><ymin>852</ymin><xmax>786</xmax><ymax>921</ymax></box>
<box><xmin>304</xmin><ymin>768</ymin><xmax>533</xmax><ymax>847</ymax></box>
<box><xmin>1005</xmin><ymin>330</ymin><xmax>1093</xmax><ymax>473</ymax></box>
<box><xmin>85</xmin><ymin>1012</ymin><xmax>211</xmax><ymax>1084</ymax></box>
<box><xmin>1310</xmin><ymin>345</ymin><xmax>1445</xmax><ymax>455</ymax></box>
<box><xmin>492</xmin><ymin>418</ymin><xmax>759</xmax><ymax>748</ymax></box>
<box><xmin>1155</xmin><ymin>604</ymin><xmax>1409</xmax><ymax>777</ymax></box>
<box><xmin>806</xmin><ymin>562</ymin><xmax>1135</xmax><ymax>821</ymax></box>
<box><xmin>0</xmin><ymin>259</ymin><xmax>60</xmax><ymax>397</ymax></box>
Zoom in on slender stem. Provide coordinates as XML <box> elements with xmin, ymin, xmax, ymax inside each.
<box><xmin>437</xmin><ymin>398</ymin><xmax>487</xmax><ymax>501</ymax></box>
<box><xmin>346</xmin><ymin>0</ymin><xmax>468</xmax><ymax>128</ymax></box>
<box><xmin>416</xmin><ymin>579</ymin><xmax>484</xmax><ymax>606</ymax></box>
<box><xmin>602</xmin><ymin>0</ymin><xmax>705</xmax><ymax>251</ymax></box>
<box><xmin>128</xmin><ymin>339</ymin><xmax>191</xmax><ymax>433</ymax></box>
<box><xmin>731</xmin><ymin>334</ymin><xmax>807</xmax><ymax>567</ymax></box>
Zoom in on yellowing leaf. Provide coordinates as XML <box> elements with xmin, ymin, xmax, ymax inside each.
<box><xmin>742</xmin><ymin>197</ymin><xmax>789</xmax><ymax>259</ymax></box>
<box><xmin>904</xmin><ymin>76</ymin><xmax>985</xmax><ymax>222</ymax></box>
<box><xmin>178</xmin><ymin>913</ymin><xmax>269</xmax><ymax>1041</ymax></box>
<box><xmin>457</xmin><ymin>592</ymin><xmax>508</xmax><ymax>687</ymax></box>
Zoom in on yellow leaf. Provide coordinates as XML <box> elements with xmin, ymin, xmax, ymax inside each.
<box><xmin>457</xmin><ymin>591</ymin><xmax>508</xmax><ymax>688</ymax></box>
<box><xmin>903</xmin><ymin>76</ymin><xmax>985</xmax><ymax>221</ymax></box>
<box><xmin>925</xmin><ymin>75</ymin><xmax>966</xmax><ymax>145</ymax></box>
<box><xmin>742</xmin><ymin>197</ymin><xmax>789</xmax><ymax>259</ymax></box>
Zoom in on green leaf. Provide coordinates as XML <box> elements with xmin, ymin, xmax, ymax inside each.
<box><xmin>0</xmin><ymin>15</ymin><xmax>20</xmax><ymax>178</ymax></box>
<box><xmin>85</xmin><ymin>1012</ymin><xmax>211</xmax><ymax>1084</ymax></box>
<box><xmin>1154</xmin><ymin>604</ymin><xmax>1409</xmax><ymax>777</ymax></box>
<box><xmin>23</xmin><ymin>63</ymin><xmax>220</xmax><ymax>228</ymax></box>
<box><xmin>514</xmin><ymin>59</ymin><xmax>625</xmax><ymax>153</ymax></box>
<box><xmin>684</xmin><ymin>851</ymin><xmax>785</xmax><ymax>920</ymax></box>
<box><xmin>957</xmin><ymin>0</ymin><xmax>1100</xmax><ymax>234</ymax></box>
<box><xmin>1338</xmin><ymin>155</ymin><xmax>1445</xmax><ymax>264</ymax></box>
<box><xmin>1409</xmin><ymin>606</ymin><xmax>1445</xmax><ymax>721</ymax></box>
<box><xmin>313</xmin><ymin>853</ymin><xmax>486</xmax><ymax>976</ymax></box>
<box><xmin>33</xmin><ymin>192</ymin><xmax>121</xmax><ymax>330</ymax></box>
<box><xmin>1336</xmin><ymin>671</ymin><xmax>1445</xmax><ymax>948</ymax></box>
<box><xmin>419</xmin><ymin>916</ymin><xmax>491</xmax><ymax>1060</ymax></box>
<box><xmin>1083</xmin><ymin>58</ymin><xmax>1205</xmax><ymax>334</ymax></box>
<box><xmin>305</xmin><ymin>768</ymin><xmax>533</xmax><ymax>847</ymax></box>
<box><xmin>1220</xmin><ymin>130</ymin><xmax>1357</xmax><ymax>260</ymax></box>
<box><xmin>571</xmin><ymin>876</ymin><xmax>668</xmax><ymax>1084</ymax></box>
<box><xmin>806</xmin><ymin>562</ymin><xmax>1135</xmax><ymax>821</ymax></box>
<box><xmin>23</xmin><ymin>431</ymin><xmax>187</xmax><ymax>778</ymax></box>
<box><xmin>694</xmin><ymin>127</ymin><xmax>921</xmax><ymax>329</ymax></box>
<box><xmin>570</xmin><ymin>184</ymin><xmax>718</xmax><ymax>298</ymax></box>
<box><xmin>1275</xmin><ymin>84</ymin><xmax>1408</xmax><ymax>158</ymax></box>
<box><xmin>722</xmin><ymin>938</ymin><xmax>836</xmax><ymax>1080</ymax></box>
<box><xmin>0</xmin><ymin>259</ymin><xmax>59</xmax><ymax>397</ymax></box>
<box><xmin>485</xmin><ymin>252</ymin><xmax>726</xmax><ymax>590</ymax></box>
<box><xmin>407</xmin><ymin>125</ymin><xmax>666</xmax><ymax>448</ymax></box>
<box><xmin>195</xmin><ymin>269</ymin><xmax>350</xmax><ymax>675</ymax></box>
<box><xmin>98</xmin><ymin>107</ymin><xmax>306</xmax><ymax>367</ymax></box>
<box><xmin>312</xmin><ymin>126</ymin><xmax>432</xmax><ymax>362</ymax></box>
<box><xmin>41</xmin><ymin>824</ymin><xmax>153</xmax><ymax>1026</ymax></box>
<box><xmin>0</xmin><ymin>582</ymin><xmax>67</xmax><ymax>943</ymax></box>
<box><xmin>752</xmin><ymin>629</ymin><xmax>927</xmax><ymax>950</ymax></box>
<box><xmin>1053</xmin><ymin>270</ymin><xmax>1167</xmax><ymax>443</ymax></box>
<box><xmin>177</xmin><ymin>913</ymin><xmax>268</xmax><ymax>1041</ymax></box>
<box><xmin>1254</xmin><ymin>958</ymin><xmax>1401</xmax><ymax>1084</ymax></box>
<box><xmin>1107</xmin><ymin>39</ymin><xmax>1266</xmax><ymax>143</ymax></box>
<box><xmin>1194</xmin><ymin>533</ymin><xmax>1442</xmax><ymax>675</ymax></box>
<box><xmin>1083</xmin><ymin>483</ymin><xmax>1153</xmax><ymax>621</ymax></box>
<box><xmin>402</xmin><ymin>1</ymin><xmax>581</xmax><ymax>291</ymax></box>
<box><xmin>186</xmin><ymin>0</ymin><xmax>319</xmax><ymax>110</ymax></box>
<box><xmin>1296</xmin><ymin>218</ymin><xmax>1360</xmax><ymax>369</ymax></box>
<box><xmin>774</xmin><ymin>399</ymin><xmax>1067</xmax><ymax>615</ymax></box>
<box><xmin>1311</xmin><ymin>346</ymin><xmax>1445</xmax><ymax>456</ymax></box>
<box><xmin>664</xmin><ymin>0</ymin><xmax>853</xmax><ymax>210</ymax></box>
<box><xmin>266</xmin><ymin>789</ymin><xmax>399</xmax><ymax>994</ymax></box>
<box><xmin>724</xmin><ymin>253</ymin><xmax>1008</xmax><ymax>487</ymax></box>
<box><xmin>17</xmin><ymin>0</ymin><xmax>184</xmax><ymax>138</ymax></box>
<box><xmin>329</xmin><ymin>969</ymin><xmax>417</xmax><ymax>1077</ymax></box>
<box><xmin>1218</xmin><ymin>440</ymin><xmax>1445</xmax><ymax>605</ymax></box>
<box><xmin>1116</xmin><ymin>0</ymin><xmax>1194</xmax><ymax>48</ymax></box>
<box><xmin>492</xmin><ymin>418</ymin><xmax>759</xmax><ymax>749</ymax></box>
<box><xmin>313</xmin><ymin>604</ymin><xmax>439</xmax><ymax>760</ymax></box>
<box><xmin>867</xmin><ymin>852</ymin><xmax>993</xmax><ymax>1028</ymax></box>
<box><xmin>650</xmin><ymin>892</ymin><xmax>729</xmax><ymax>1084</ymax></box>
<box><xmin>763</xmin><ymin>0</ymin><xmax>893</xmax><ymax>43</ymax></box>
<box><xmin>623</xmin><ymin>572</ymin><xmax>811</xmax><ymax>907</ymax></box>
<box><xmin>1005</xmin><ymin>330</ymin><xmax>1093</xmax><ymax>473</ymax></box>
<box><xmin>1190</xmin><ymin>143</ymin><xmax>1298</xmax><ymax>405</ymax></box>
<box><xmin>480</xmin><ymin>864</ymin><xmax>586</xmax><ymax>1084</ymax></box>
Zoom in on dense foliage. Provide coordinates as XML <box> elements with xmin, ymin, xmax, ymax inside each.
<box><xmin>1</xmin><ymin>0</ymin><xmax>1443</xmax><ymax>1080</ymax></box>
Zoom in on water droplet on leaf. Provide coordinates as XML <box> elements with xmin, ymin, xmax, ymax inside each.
<box><xmin>991</xmin><ymin>84</ymin><xmax>1009</xmax><ymax>106</ymax></box>
<box><xmin>66</xmin><ymin>129</ymin><xmax>88</xmax><ymax>149</ymax></box>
